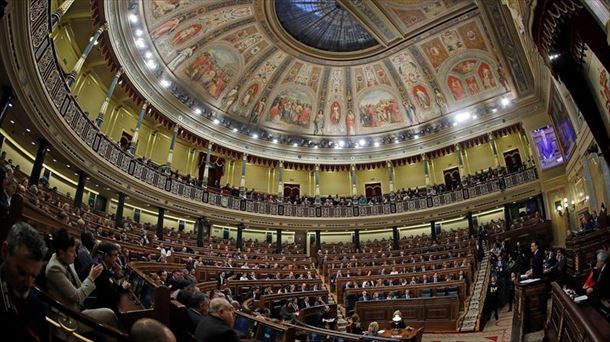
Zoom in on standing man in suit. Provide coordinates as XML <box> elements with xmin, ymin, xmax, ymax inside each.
<box><xmin>587</xmin><ymin>250</ymin><xmax>610</xmax><ymax>299</ymax></box>
<box><xmin>194</xmin><ymin>297</ymin><xmax>240</xmax><ymax>342</ymax></box>
<box><xmin>0</xmin><ymin>177</ymin><xmax>21</xmax><ymax>242</ymax></box>
<box><xmin>526</xmin><ymin>240</ymin><xmax>543</xmax><ymax>279</ymax></box>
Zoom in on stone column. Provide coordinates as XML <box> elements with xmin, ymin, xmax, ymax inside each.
<box><xmin>202</xmin><ymin>142</ymin><xmax>213</xmax><ymax>187</ymax></box>
<box><xmin>128</xmin><ymin>101</ymin><xmax>148</xmax><ymax>155</ymax></box>
<box><xmin>66</xmin><ymin>23</ymin><xmax>107</xmax><ymax>88</ymax></box>
<box><xmin>386</xmin><ymin>161</ymin><xmax>394</xmax><ymax>192</ymax></box>
<box><xmin>276</xmin><ymin>229</ymin><xmax>282</xmax><ymax>254</ymax></box>
<box><xmin>115</xmin><ymin>192</ymin><xmax>125</xmax><ymax>228</ymax></box>
<box><xmin>392</xmin><ymin>226</ymin><xmax>399</xmax><ymax>250</ymax></box>
<box><xmin>467</xmin><ymin>211</ymin><xmax>475</xmax><ymax>237</ymax></box>
<box><xmin>504</xmin><ymin>203</ymin><xmax>512</xmax><ymax>228</ymax></box>
<box><xmin>596</xmin><ymin>154</ymin><xmax>610</xmax><ymax>207</ymax></box>
<box><xmin>315</xmin><ymin>164</ymin><xmax>321</xmax><ymax>200</ymax></box>
<box><xmin>488</xmin><ymin>133</ymin><xmax>500</xmax><ymax>168</ymax></box>
<box><xmin>50</xmin><ymin>0</ymin><xmax>76</xmax><ymax>29</ymax></box>
<box><xmin>0</xmin><ymin>86</ymin><xmax>14</xmax><ymax>127</ymax></box>
<box><xmin>423</xmin><ymin>154</ymin><xmax>431</xmax><ymax>187</ymax></box>
<box><xmin>156</xmin><ymin>207</ymin><xmax>165</xmax><ymax>241</ymax></box>
<box><xmin>430</xmin><ymin>221</ymin><xmax>437</xmax><ymax>241</ymax></box>
<box><xmin>96</xmin><ymin>68</ymin><xmax>122</xmax><ymax>129</ymax></box>
<box><xmin>29</xmin><ymin>139</ymin><xmax>49</xmax><ymax>185</ymax></box>
<box><xmin>239</xmin><ymin>153</ymin><xmax>247</xmax><ymax>197</ymax></box>
<box><xmin>196</xmin><ymin>217</ymin><xmax>207</xmax><ymax>247</ymax></box>
<box><xmin>350</xmin><ymin>163</ymin><xmax>357</xmax><ymax>196</ymax></box>
<box><xmin>582</xmin><ymin>155</ymin><xmax>599</xmax><ymax>210</ymax></box>
<box><xmin>315</xmin><ymin>230</ymin><xmax>321</xmax><ymax>252</ymax></box>
<box><xmin>236</xmin><ymin>223</ymin><xmax>244</xmax><ymax>250</ymax></box>
<box><xmin>277</xmin><ymin>160</ymin><xmax>284</xmax><ymax>200</ymax></box>
<box><xmin>518</xmin><ymin>127</ymin><xmax>535</xmax><ymax>167</ymax></box>
<box><xmin>456</xmin><ymin>144</ymin><xmax>465</xmax><ymax>178</ymax></box>
<box><xmin>166</xmin><ymin>125</ymin><xmax>179</xmax><ymax>167</ymax></box>
<box><xmin>354</xmin><ymin>229</ymin><xmax>361</xmax><ymax>252</ymax></box>
<box><xmin>74</xmin><ymin>170</ymin><xmax>87</xmax><ymax>209</ymax></box>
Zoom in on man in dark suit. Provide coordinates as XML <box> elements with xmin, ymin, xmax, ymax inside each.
<box><xmin>194</xmin><ymin>297</ymin><xmax>240</xmax><ymax>342</ymax></box>
<box><xmin>93</xmin><ymin>242</ymin><xmax>131</xmax><ymax>314</ymax></box>
<box><xmin>0</xmin><ymin>222</ymin><xmax>48</xmax><ymax>342</ymax></box>
<box><xmin>0</xmin><ymin>177</ymin><xmax>21</xmax><ymax>242</ymax></box>
<box><xmin>587</xmin><ymin>250</ymin><xmax>610</xmax><ymax>299</ymax></box>
<box><xmin>526</xmin><ymin>241</ymin><xmax>544</xmax><ymax>279</ymax></box>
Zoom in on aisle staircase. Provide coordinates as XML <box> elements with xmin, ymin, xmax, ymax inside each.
<box><xmin>458</xmin><ymin>241</ymin><xmax>491</xmax><ymax>332</ymax></box>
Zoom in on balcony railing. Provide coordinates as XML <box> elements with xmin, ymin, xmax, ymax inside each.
<box><xmin>27</xmin><ymin>1</ymin><xmax>538</xmax><ymax>219</ymax></box>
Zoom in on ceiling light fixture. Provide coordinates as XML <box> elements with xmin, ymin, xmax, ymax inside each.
<box><xmin>135</xmin><ymin>29</ymin><xmax>144</xmax><ymax>37</ymax></box>
<box><xmin>160</xmin><ymin>79</ymin><xmax>171</xmax><ymax>88</ymax></box>
<box><xmin>313</xmin><ymin>145</ymin><xmax>318</xmax><ymax>149</ymax></box>
<box><xmin>135</xmin><ymin>38</ymin><xmax>145</xmax><ymax>48</ymax></box>
<box><xmin>25</xmin><ymin>128</ymin><xmax>31</xmax><ymax>132</ymax></box>
<box><xmin>8</xmin><ymin>103</ymin><xmax>13</xmax><ymax>107</ymax></box>
<box><xmin>144</xmin><ymin>51</ymin><xmax>153</xmax><ymax>59</ymax></box>
<box><xmin>500</xmin><ymin>98</ymin><xmax>510</xmax><ymax>107</ymax></box>
<box><xmin>129</xmin><ymin>14</ymin><xmax>138</xmax><ymax>23</ymax></box>
<box><xmin>9</xmin><ymin>120</ymin><xmax>14</xmax><ymax>124</ymax></box>
<box><xmin>213</xmin><ymin>118</ymin><xmax>220</xmax><ymax>125</ymax></box>
<box><xmin>358</xmin><ymin>138</ymin><xmax>366</xmax><ymax>146</ymax></box>
<box><xmin>232</xmin><ymin>128</ymin><xmax>238</xmax><ymax>132</ymax></box>
<box><xmin>272</xmin><ymin>138</ymin><xmax>278</xmax><ymax>144</ymax></box>
<box><xmin>194</xmin><ymin>108</ymin><xmax>202</xmax><ymax>115</ymax></box>
<box><xmin>66</xmin><ymin>164</ymin><xmax>71</xmax><ymax>168</ymax></box>
<box><xmin>455</xmin><ymin>111</ymin><xmax>471</xmax><ymax>123</ymax></box>
<box><xmin>338</xmin><ymin>140</ymin><xmax>345</xmax><ymax>147</ymax></box>
<box><xmin>252</xmin><ymin>133</ymin><xmax>258</xmax><ymax>139</ymax></box>
<box><xmin>293</xmin><ymin>143</ymin><xmax>298</xmax><ymax>147</ymax></box>
<box><xmin>145</xmin><ymin>60</ymin><xmax>157</xmax><ymax>70</ymax></box>
<box><xmin>491</xmin><ymin>108</ymin><xmax>498</xmax><ymax>113</ymax></box>
<box><xmin>413</xmin><ymin>134</ymin><xmax>419</xmax><ymax>139</ymax></box>
<box><xmin>374</xmin><ymin>141</ymin><xmax>380</xmax><ymax>147</ymax></box>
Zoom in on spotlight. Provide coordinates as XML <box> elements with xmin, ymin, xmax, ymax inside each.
<box><xmin>194</xmin><ymin>108</ymin><xmax>202</xmax><ymax>115</ymax></box>
<box><xmin>374</xmin><ymin>141</ymin><xmax>380</xmax><ymax>147</ymax></box>
<box><xmin>213</xmin><ymin>118</ymin><xmax>220</xmax><ymax>125</ymax></box>
<box><xmin>252</xmin><ymin>133</ymin><xmax>258</xmax><ymax>139</ymax></box>
<box><xmin>135</xmin><ymin>38</ymin><xmax>145</xmax><ymax>48</ymax></box>
<box><xmin>413</xmin><ymin>134</ymin><xmax>419</xmax><ymax>139</ymax></box>
<box><xmin>129</xmin><ymin>14</ymin><xmax>138</xmax><ymax>23</ymax></box>
<box><xmin>144</xmin><ymin>51</ymin><xmax>153</xmax><ymax>59</ymax></box>
<box><xmin>455</xmin><ymin>111</ymin><xmax>471</xmax><ymax>123</ymax></box>
<box><xmin>232</xmin><ymin>128</ymin><xmax>238</xmax><ymax>132</ymax></box>
<box><xmin>338</xmin><ymin>140</ymin><xmax>345</xmax><ymax>147</ymax></box>
<box><xmin>293</xmin><ymin>143</ymin><xmax>298</xmax><ymax>147</ymax></box>
<box><xmin>272</xmin><ymin>139</ymin><xmax>278</xmax><ymax>144</ymax></box>
<box><xmin>160</xmin><ymin>79</ymin><xmax>171</xmax><ymax>88</ymax></box>
<box><xmin>145</xmin><ymin>60</ymin><xmax>157</xmax><ymax>70</ymax></box>
<box><xmin>135</xmin><ymin>29</ymin><xmax>143</xmax><ymax>37</ymax></box>
<box><xmin>500</xmin><ymin>98</ymin><xmax>510</xmax><ymax>107</ymax></box>
<box><xmin>358</xmin><ymin>138</ymin><xmax>366</xmax><ymax>146</ymax></box>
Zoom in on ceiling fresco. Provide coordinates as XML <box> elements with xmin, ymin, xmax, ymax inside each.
<box><xmin>142</xmin><ymin>0</ymin><xmax>511</xmax><ymax>139</ymax></box>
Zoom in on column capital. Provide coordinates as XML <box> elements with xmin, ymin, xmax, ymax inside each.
<box><xmin>207</xmin><ymin>141</ymin><xmax>214</xmax><ymax>149</ymax></box>
<box><xmin>421</xmin><ymin>154</ymin><xmax>427</xmax><ymax>161</ymax></box>
<box><xmin>242</xmin><ymin>153</ymin><xmax>248</xmax><ymax>160</ymax></box>
<box><xmin>173</xmin><ymin>124</ymin><xmax>180</xmax><ymax>133</ymax></box>
<box><xmin>98</xmin><ymin>22</ymin><xmax>109</xmax><ymax>33</ymax></box>
<box><xmin>455</xmin><ymin>143</ymin><xmax>461</xmax><ymax>151</ymax></box>
<box><xmin>279</xmin><ymin>160</ymin><xmax>284</xmax><ymax>167</ymax></box>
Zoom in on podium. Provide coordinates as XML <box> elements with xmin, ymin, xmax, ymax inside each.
<box><xmin>511</xmin><ymin>279</ymin><xmax>547</xmax><ymax>342</ymax></box>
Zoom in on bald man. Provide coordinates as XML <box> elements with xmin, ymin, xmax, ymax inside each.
<box><xmin>130</xmin><ymin>318</ymin><xmax>176</xmax><ymax>342</ymax></box>
<box><xmin>195</xmin><ymin>298</ymin><xmax>240</xmax><ymax>342</ymax></box>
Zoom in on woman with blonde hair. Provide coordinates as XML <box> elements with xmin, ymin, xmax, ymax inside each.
<box><xmin>366</xmin><ymin>321</ymin><xmax>379</xmax><ymax>336</ymax></box>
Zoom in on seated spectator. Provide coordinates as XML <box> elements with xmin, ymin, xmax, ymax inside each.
<box><xmin>130</xmin><ymin>318</ymin><xmax>176</xmax><ymax>342</ymax></box>
<box><xmin>45</xmin><ymin>229</ymin><xmax>120</xmax><ymax>329</ymax></box>
<box><xmin>347</xmin><ymin>313</ymin><xmax>363</xmax><ymax>334</ymax></box>
<box><xmin>365</xmin><ymin>321</ymin><xmax>379</xmax><ymax>336</ymax></box>
<box><xmin>75</xmin><ymin>230</ymin><xmax>96</xmax><ymax>280</ymax></box>
<box><xmin>194</xmin><ymin>298</ymin><xmax>240</xmax><ymax>342</ymax></box>
<box><xmin>0</xmin><ymin>223</ymin><xmax>48</xmax><ymax>341</ymax></box>
<box><xmin>0</xmin><ymin>177</ymin><xmax>23</xmax><ymax>242</ymax></box>
<box><xmin>586</xmin><ymin>250</ymin><xmax>610</xmax><ymax>299</ymax></box>
<box><xmin>94</xmin><ymin>242</ymin><xmax>131</xmax><ymax>314</ymax></box>
<box><xmin>187</xmin><ymin>292</ymin><xmax>209</xmax><ymax>332</ymax></box>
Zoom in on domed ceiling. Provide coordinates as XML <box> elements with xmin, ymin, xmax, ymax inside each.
<box><xmin>105</xmin><ymin>0</ymin><xmax>533</xmax><ymax>160</ymax></box>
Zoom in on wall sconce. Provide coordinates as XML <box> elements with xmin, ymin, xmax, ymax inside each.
<box><xmin>555</xmin><ymin>198</ymin><xmax>574</xmax><ymax>216</ymax></box>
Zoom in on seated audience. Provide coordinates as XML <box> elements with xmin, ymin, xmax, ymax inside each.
<box><xmin>586</xmin><ymin>250</ymin><xmax>610</xmax><ymax>299</ymax></box>
<box><xmin>187</xmin><ymin>292</ymin><xmax>210</xmax><ymax>331</ymax></box>
<box><xmin>94</xmin><ymin>242</ymin><xmax>131</xmax><ymax>314</ymax></box>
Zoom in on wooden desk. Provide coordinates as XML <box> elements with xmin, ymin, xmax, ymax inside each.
<box><xmin>355</xmin><ymin>296</ymin><xmax>459</xmax><ymax>332</ymax></box>
<box><xmin>565</xmin><ymin>228</ymin><xmax>610</xmax><ymax>278</ymax></box>
<box><xmin>546</xmin><ymin>282</ymin><xmax>610</xmax><ymax>341</ymax></box>
<box><xmin>378</xmin><ymin>327</ymin><xmax>417</xmax><ymax>340</ymax></box>
<box><xmin>511</xmin><ymin>279</ymin><xmax>547</xmax><ymax>342</ymax></box>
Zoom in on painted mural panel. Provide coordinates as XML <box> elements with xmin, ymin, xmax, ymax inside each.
<box><xmin>323</xmin><ymin>68</ymin><xmax>347</xmax><ymax>135</ymax></box>
<box><xmin>382</xmin><ymin>0</ymin><xmax>471</xmax><ymax>32</ymax></box>
<box><xmin>530</xmin><ymin>125</ymin><xmax>564</xmax><ymax>170</ymax></box>
<box><xmin>357</xmin><ymin>90</ymin><xmax>403</xmax><ymax>130</ymax></box>
<box><xmin>549</xmin><ymin>84</ymin><xmax>577</xmax><ymax>160</ymax></box>
<box><xmin>267</xmin><ymin>89</ymin><xmax>313</xmax><ymax>130</ymax></box>
<box><xmin>184</xmin><ymin>46</ymin><xmax>239</xmax><ymax>100</ymax></box>
<box><xmin>233</xmin><ymin>51</ymin><xmax>286</xmax><ymax>114</ymax></box>
<box><xmin>283</xmin><ymin>62</ymin><xmax>322</xmax><ymax>92</ymax></box>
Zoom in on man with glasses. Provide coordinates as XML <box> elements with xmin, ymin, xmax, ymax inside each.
<box><xmin>0</xmin><ymin>222</ymin><xmax>48</xmax><ymax>341</ymax></box>
<box><xmin>194</xmin><ymin>297</ymin><xmax>240</xmax><ymax>342</ymax></box>
<box><xmin>94</xmin><ymin>242</ymin><xmax>131</xmax><ymax>314</ymax></box>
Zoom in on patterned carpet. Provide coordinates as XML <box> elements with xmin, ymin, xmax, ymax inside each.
<box><xmin>423</xmin><ymin>307</ymin><xmax>513</xmax><ymax>342</ymax></box>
